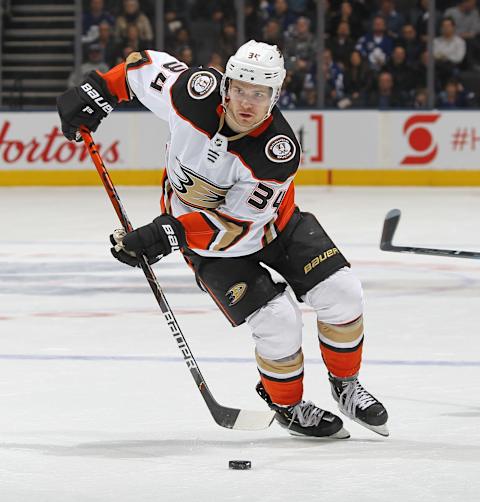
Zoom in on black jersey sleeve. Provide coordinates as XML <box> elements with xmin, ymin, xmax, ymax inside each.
<box><xmin>170</xmin><ymin>67</ymin><xmax>224</xmax><ymax>137</ymax></box>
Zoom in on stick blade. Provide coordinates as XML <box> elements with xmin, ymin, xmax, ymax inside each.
<box><xmin>199</xmin><ymin>378</ymin><xmax>276</xmax><ymax>430</ymax></box>
<box><xmin>232</xmin><ymin>409</ymin><xmax>276</xmax><ymax>431</ymax></box>
<box><xmin>380</xmin><ymin>208</ymin><xmax>402</xmax><ymax>250</ymax></box>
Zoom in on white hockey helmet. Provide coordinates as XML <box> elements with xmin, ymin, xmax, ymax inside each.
<box><xmin>221</xmin><ymin>40</ymin><xmax>286</xmax><ymax>115</ymax></box>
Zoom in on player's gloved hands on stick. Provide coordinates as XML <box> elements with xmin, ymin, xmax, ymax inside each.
<box><xmin>56</xmin><ymin>71</ymin><xmax>116</xmax><ymax>141</ymax></box>
<box><xmin>110</xmin><ymin>214</ymin><xmax>186</xmax><ymax>267</ymax></box>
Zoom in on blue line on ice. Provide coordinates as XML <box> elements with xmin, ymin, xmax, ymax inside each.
<box><xmin>0</xmin><ymin>354</ymin><xmax>478</xmax><ymax>366</ymax></box>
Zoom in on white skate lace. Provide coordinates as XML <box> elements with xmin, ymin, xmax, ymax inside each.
<box><xmin>339</xmin><ymin>379</ymin><xmax>377</xmax><ymax>418</ymax></box>
<box><xmin>289</xmin><ymin>400</ymin><xmax>325</xmax><ymax>428</ymax></box>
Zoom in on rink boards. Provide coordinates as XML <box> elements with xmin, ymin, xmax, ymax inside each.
<box><xmin>1</xmin><ymin>110</ymin><xmax>480</xmax><ymax>186</ymax></box>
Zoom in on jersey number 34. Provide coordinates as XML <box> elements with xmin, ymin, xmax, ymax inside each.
<box><xmin>247</xmin><ymin>182</ymin><xmax>286</xmax><ymax>211</ymax></box>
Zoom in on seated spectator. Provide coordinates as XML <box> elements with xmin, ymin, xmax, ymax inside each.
<box><xmin>328</xmin><ymin>20</ymin><xmax>356</xmax><ymax>68</ymax></box>
<box><xmin>434</xmin><ymin>17</ymin><xmax>467</xmax><ymax>63</ymax></box>
<box><xmin>411</xmin><ymin>0</ymin><xmax>442</xmax><ymax>44</ymax></box>
<box><xmin>284</xmin><ymin>17</ymin><xmax>317</xmax><ymax>72</ymax></box>
<box><xmin>278</xmin><ymin>71</ymin><xmax>298</xmax><ymax>109</ymax></box>
<box><xmin>366</xmin><ymin>71</ymin><xmax>406</xmax><ymax>108</ymax></box>
<box><xmin>212</xmin><ymin>5</ymin><xmax>229</xmax><ymax>25</ymax></box>
<box><xmin>119</xmin><ymin>45</ymin><xmax>135</xmax><ymax>62</ymax></box>
<box><xmin>115</xmin><ymin>0</ymin><xmax>153</xmax><ymax>46</ymax></box>
<box><xmin>177</xmin><ymin>0</ymin><xmax>226</xmax><ymax>63</ymax></box>
<box><xmin>356</xmin><ymin>16</ymin><xmax>395</xmax><ymax>70</ymax></box>
<box><xmin>444</xmin><ymin>0</ymin><xmax>480</xmax><ymax>38</ymax></box>
<box><xmin>262</xmin><ymin>19</ymin><xmax>285</xmax><ymax>51</ymax></box>
<box><xmin>374</xmin><ymin>0</ymin><xmax>406</xmax><ymax>38</ymax></box>
<box><xmin>207</xmin><ymin>51</ymin><xmax>224</xmax><ymax>72</ymax></box>
<box><xmin>68</xmin><ymin>44</ymin><xmax>109</xmax><ymax>88</ymax></box>
<box><xmin>323</xmin><ymin>0</ymin><xmax>337</xmax><ymax>36</ymax></box>
<box><xmin>445</xmin><ymin>0</ymin><xmax>480</xmax><ymax>68</ymax></box>
<box><xmin>164</xmin><ymin>0</ymin><xmax>189</xmax><ymax>20</ymax></box>
<box><xmin>97</xmin><ymin>20</ymin><xmax>117</xmax><ymax>67</ymax></box>
<box><xmin>177</xmin><ymin>45</ymin><xmax>194</xmax><ymax>66</ymax></box>
<box><xmin>351</xmin><ymin>0</ymin><xmax>377</xmax><ymax>25</ymax></box>
<box><xmin>219</xmin><ymin>22</ymin><xmax>238</xmax><ymax>62</ymax></box>
<box><xmin>82</xmin><ymin>0</ymin><xmax>114</xmax><ymax>45</ymax></box>
<box><xmin>412</xmin><ymin>49</ymin><xmax>444</xmax><ymax>92</ymax></box>
<box><xmin>411</xmin><ymin>87</ymin><xmax>429</xmax><ymax>108</ymax></box>
<box><xmin>437</xmin><ymin>78</ymin><xmax>473</xmax><ymax>107</ymax></box>
<box><xmin>396</xmin><ymin>23</ymin><xmax>424</xmax><ymax>65</ymax></box>
<box><xmin>164</xmin><ymin>9</ymin><xmax>187</xmax><ymax>54</ymax></box>
<box><xmin>269</xmin><ymin>0</ymin><xmax>297</xmax><ymax>33</ymax></box>
<box><xmin>118</xmin><ymin>24</ymin><xmax>149</xmax><ymax>55</ymax></box>
<box><xmin>330</xmin><ymin>1</ymin><xmax>364</xmax><ymax>40</ymax></box>
<box><xmin>168</xmin><ymin>27</ymin><xmax>192</xmax><ymax>61</ymax></box>
<box><xmin>383</xmin><ymin>46</ymin><xmax>416</xmax><ymax>98</ymax></box>
<box><xmin>173</xmin><ymin>27</ymin><xmax>191</xmax><ymax>51</ymax></box>
<box><xmin>189</xmin><ymin>0</ymin><xmax>232</xmax><ymax>25</ymax></box>
<box><xmin>341</xmin><ymin>50</ymin><xmax>374</xmax><ymax>108</ymax></box>
<box><xmin>287</xmin><ymin>58</ymin><xmax>312</xmax><ymax>97</ymax></box>
<box><xmin>433</xmin><ymin>17</ymin><xmax>467</xmax><ymax>83</ymax></box>
<box><xmin>245</xmin><ymin>0</ymin><xmax>264</xmax><ymax>40</ymax></box>
<box><xmin>323</xmin><ymin>48</ymin><xmax>346</xmax><ymax>106</ymax></box>
<box><xmin>299</xmin><ymin>80</ymin><xmax>318</xmax><ymax>107</ymax></box>
<box><xmin>288</xmin><ymin>0</ymin><xmax>313</xmax><ymax>16</ymax></box>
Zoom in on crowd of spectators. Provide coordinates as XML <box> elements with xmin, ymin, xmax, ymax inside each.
<box><xmin>74</xmin><ymin>0</ymin><xmax>480</xmax><ymax>109</ymax></box>
<box><xmin>70</xmin><ymin>0</ymin><xmax>154</xmax><ymax>87</ymax></box>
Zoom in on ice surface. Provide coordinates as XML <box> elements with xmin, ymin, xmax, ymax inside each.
<box><xmin>1</xmin><ymin>186</ymin><xmax>479</xmax><ymax>502</ymax></box>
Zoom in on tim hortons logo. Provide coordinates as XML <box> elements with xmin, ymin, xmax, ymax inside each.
<box><xmin>0</xmin><ymin>121</ymin><xmax>119</xmax><ymax>164</ymax></box>
<box><xmin>401</xmin><ymin>114</ymin><xmax>440</xmax><ymax>165</ymax></box>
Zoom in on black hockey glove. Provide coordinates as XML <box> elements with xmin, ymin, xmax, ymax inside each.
<box><xmin>110</xmin><ymin>214</ymin><xmax>186</xmax><ymax>268</ymax></box>
<box><xmin>56</xmin><ymin>71</ymin><xmax>116</xmax><ymax>141</ymax></box>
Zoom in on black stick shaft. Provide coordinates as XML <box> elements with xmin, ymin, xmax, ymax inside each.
<box><xmin>385</xmin><ymin>244</ymin><xmax>480</xmax><ymax>259</ymax></box>
<box><xmin>80</xmin><ymin>129</ymin><xmax>242</xmax><ymax>428</ymax></box>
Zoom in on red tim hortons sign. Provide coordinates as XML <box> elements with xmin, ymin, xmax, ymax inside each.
<box><xmin>0</xmin><ymin>120</ymin><xmax>119</xmax><ymax>166</ymax></box>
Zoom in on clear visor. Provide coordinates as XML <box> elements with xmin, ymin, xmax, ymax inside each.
<box><xmin>227</xmin><ymin>80</ymin><xmax>273</xmax><ymax>105</ymax></box>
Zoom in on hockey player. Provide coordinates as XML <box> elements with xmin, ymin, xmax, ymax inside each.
<box><xmin>57</xmin><ymin>40</ymin><xmax>389</xmax><ymax>438</ymax></box>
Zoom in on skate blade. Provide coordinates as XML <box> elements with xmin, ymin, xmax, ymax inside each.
<box><xmin>288</xmin><ymin>426</ymin><xmax>350</xmax><ymax>440</ymax></box>
<box><xmin>353</xmin><ymin>419</ymin><xmax>389</xmax><ymax>437</ymax></box>
<box><xmin>336</xmin><ymin>405</ymin><xmax>390</xmax><ymax>437</ymax></box>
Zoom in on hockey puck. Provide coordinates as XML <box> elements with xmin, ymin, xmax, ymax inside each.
<box><xmin>228</xmin><ymin>460</ymin><xmax>251</xmax><ymax>470</ymax></box>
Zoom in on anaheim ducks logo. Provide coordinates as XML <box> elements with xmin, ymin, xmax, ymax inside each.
<box><xmin>170</xmin><ymin>157</ymin><xmax>232</xmax><ymax>209</ymax></box>
<box><xmin>265</xmin><ymin>135</ymin><xmax>296</xmax><ymax>163</ymax></box>
<box><xmin>187</xmin><ymin>71</ymin><xmax>217</xmax><ymax>100</ymax></box>
<box><xmin>226</xmin><ymin>282</ymin><xmax>248</xmax><ymax>306</ymax></box>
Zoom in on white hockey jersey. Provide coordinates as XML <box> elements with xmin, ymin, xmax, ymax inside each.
<box><xmin>123</xmin><ymin>50</ymin><xmax>300</xmax><ymax>258</ymax></box>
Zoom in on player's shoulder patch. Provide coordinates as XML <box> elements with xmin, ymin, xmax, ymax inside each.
<box><xmin>230</xmin><ymin>109</ymin><xmax>300</xmax><ymax>183</ymax></box>
<box><xmin>187</xmin><ymin>70</ymin><xmax>218</xmax><ymax>100</ymax></box>
<box><xmin>171</xmin><ymin>67</ymin><xmax>223</xmax><ymax>137</ymax></box>
<box><xmin>264</xmin><ymin>134</ymin><xmax>297</xmax><ymax>163</ymax></box>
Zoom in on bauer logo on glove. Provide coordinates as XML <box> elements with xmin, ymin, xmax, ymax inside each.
<box><xmin>56</xmin><ymin>71</ymin><xmax>117</xmax><ymax>141</ymax></box>
<box><xmin>162</xmin><ymin>224</ymin><xmax>180</xmax><ymax>252</ymax></box>
<box><xmin>109</xmin><ymin>215</ymin><xmax>186</xmax><ymax>268</ymax></box>
<box><xmin>80</xmin><ymin>82</ymin><xmax>114</xmax><ymax>114</ymax></box>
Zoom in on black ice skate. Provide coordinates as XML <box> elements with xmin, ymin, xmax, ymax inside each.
<box><xmin>328</xmin><ymin>373</ymin><xmax>389</xmax><ymax>437</ymax></box>
<box><xmin>256</xmin><ymin>382</ymin><xmax>350</xmax><ymax>439</ymax></box>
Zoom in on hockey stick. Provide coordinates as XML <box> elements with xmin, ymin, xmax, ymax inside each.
<box><xmin>380</xmin><ymin>208</ymin><xmax>480</xmax><ymax>260</ymax></box>
<box><xmin>80</xmin><ymin>129</ymin><xmax>275</xmax><ymax>430</ymax></box>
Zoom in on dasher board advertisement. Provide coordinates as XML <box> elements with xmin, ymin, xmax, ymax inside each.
<box><xmin>1</xmin><ymin>111</ymin><xmax>479</xmax><ymax>185</ymax></box>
